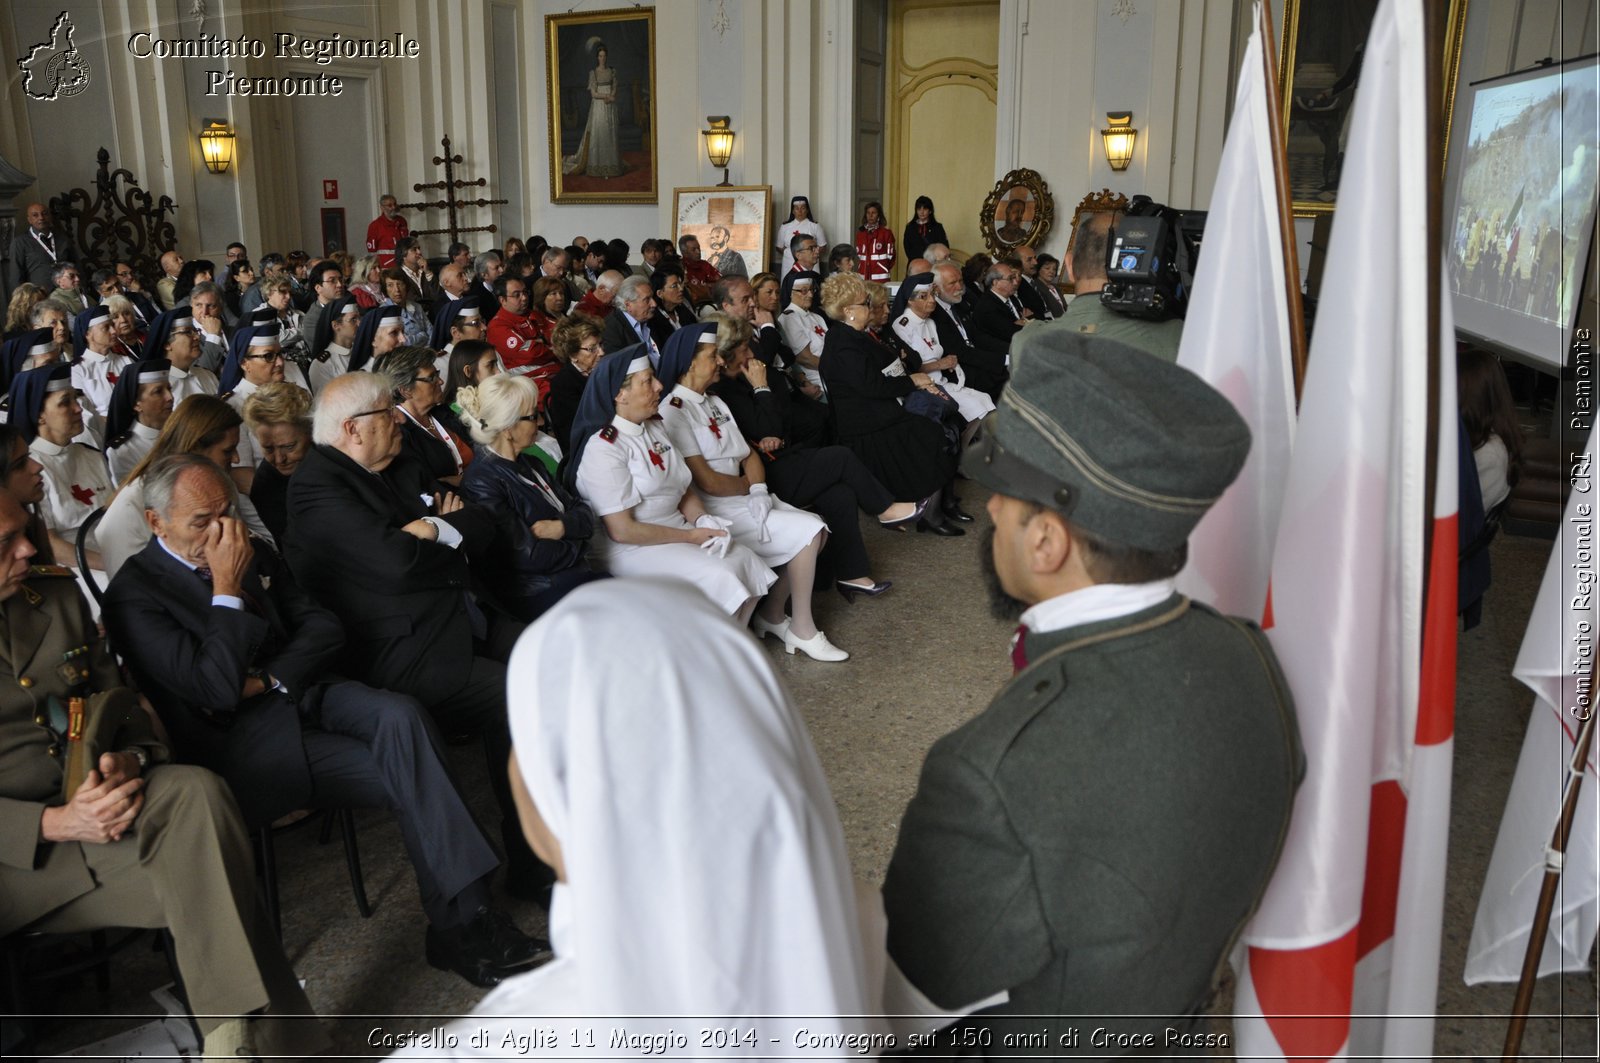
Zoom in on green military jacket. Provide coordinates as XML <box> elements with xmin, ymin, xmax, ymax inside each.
<box><xmin>0</xmin><ymin>565</ymin><xmax>166</xmax><ymax>934</ymax></box>
<box><xmin>1047</xmin><ymin>292</ymin><xmax>1186</xmax><ymax>362</ymax></box>
<box><xmin>883</xmin><ymin>594</ymin><xmax>1304</xmax><ymax>1052</ymax></box>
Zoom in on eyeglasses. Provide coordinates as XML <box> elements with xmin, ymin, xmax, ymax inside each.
<box><xmin>350</xmin><ymin>405</ymin><xmax>397</xmax><ymax>420</ymax></box>
<box><xmin>244</xmin><ymin>351</ymin><xmax>286</xmax><ymax>362</ymax></box>
<box><xmin>578</xmin><ymin>342</ymin><xmax>605</xmax><ymax>354</ymax></box>
<box><xmin>517</xmin><ymin>414</ymin><xmax>541</xmax><ymax>423</ymax></box>
<box><xmin>169</xmin><ymin>327</ymin><xmax>196</xmax><ymax>337</ymax></box>
<box><xmin>412</xmin><ymin>374</ymin><xmax>441</xmax><ymax>385</ymax></box>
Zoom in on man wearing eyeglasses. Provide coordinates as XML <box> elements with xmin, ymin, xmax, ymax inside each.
<box><xmin>285</xmin><ymin>372</ymin><xmax>557</xmax><ymax>909</ymax></box>
<box><xmin>488</xmin><ymin>276</ymin><xmax>547</xmax><ymax>380</ymax></box>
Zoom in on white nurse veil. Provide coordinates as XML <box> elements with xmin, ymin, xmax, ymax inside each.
<box><xmin>504</xmin><ymin>577</ymin><xmax>879</xmax><ymax>1045</ymax></box>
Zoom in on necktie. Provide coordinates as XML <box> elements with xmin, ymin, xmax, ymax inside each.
<box><xmin>1011</xmin><ymin>624</ymin><xmax>1029</xmax><ymax>674</ymax></box>
<box><xmin>41</xmin><ymin>231</ymin><xmax>55</xmax><ymax>256</ymax></box>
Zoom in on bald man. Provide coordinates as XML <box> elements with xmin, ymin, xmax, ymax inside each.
<box><xmin>9</xmin><ymin>203</ymin><xmax>79</xmax><ymax>290</ymax></box>
<box><xmin>1047</xmin><ymin>212</ymin><xmax>1185</xmax><ymax>362</ymax></box>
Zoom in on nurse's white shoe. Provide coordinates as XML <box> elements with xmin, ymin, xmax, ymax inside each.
<box><xmin>784</xmin><ymin>628</ymin><xmax>849</xmax><ymax>662</ymax></box>
<box><xmin>752</xmin><ymin>614</ymin><xmax>791</xmax><ymax>642</ymax></box>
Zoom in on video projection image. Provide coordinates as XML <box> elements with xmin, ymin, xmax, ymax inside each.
<box><xmin>1445</xmin><ymin>56</ymin><xmax>1598</xmax><ymax>371</ymax></box>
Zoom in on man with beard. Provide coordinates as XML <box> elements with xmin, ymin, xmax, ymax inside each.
<box><xmin>881</xmin><ymin>330</ymin><xmax>1304</xmax><ymax>1053</ymax></box>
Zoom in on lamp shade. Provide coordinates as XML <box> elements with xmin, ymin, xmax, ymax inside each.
<box><xmin>199</xmin><ymin>120</ymin><xmax>236</xmax><ymax>174</ymax></box>
<box><xmin>1101</xmin><ymin>112</ymin><xmax>1137</xmax><ymax>172</ymax></box>
<box><xmin>702</xmin><ymin>116</ymin><xmax>735</xmax><ymax>169</ymax></box>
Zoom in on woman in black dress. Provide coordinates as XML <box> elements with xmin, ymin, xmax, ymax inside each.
<box><xmin>546</xmin><ymin>314</ymin><xmax>606</xmax><ymax>455</ymax></box>
<box><xmin>816</xmin><ymin>272</ymin><xmax>962</xmax><ymax>536</ymax></box>
<box><xmin>901</xmin><ymin>196</ymin><xmax>949</xmax><ymax>263</ymax></box>
<box><xmin>375</xmin><ymin>344</ymin><xmax>474</xmax><ymax>490</ymax></box>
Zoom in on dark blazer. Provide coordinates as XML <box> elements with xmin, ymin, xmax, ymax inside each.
<box><xmin>398</xmin><ymin>409</ymin><xmax>465</xmax><ymax>488</ymax></box>
<box><xmin>546</xmin><ymin>363</ymin><xmax>588</xmax><ymax>454</ymax></box>
<box><xmin>249</xmin><ymin>461</ymin><xmax>291</xmax><ymax>544</ymax></box>
<box><xmin>1015</xmin><ymin>275</ymin><xmax>1050</xmax><ymax>321</ymax></box>
<box><xmin>818</xmin><ymin>325</ymin><xmax>917</xmax><ymax>436</ymax></box>
<box><xmin>459</xmin><ymin>447</ymin><xmax>596</xmax><ymax>603</ymax></box>
<box><xmin>601</xmin><ymin>308</ymin><xmax>652</xmax><ymax>355</ymax></box>
<box><xmin>285</xmin><ymin>445</ymin><xmax>495</xmax><ymax>705</ymax></box>
<box><xmin>647</xmin><ymin>304</ymin><xmax>696</xmax><ymax>350</ymax></box>
<box><xmin>934</xmin><ymin>302</ymin><xmax>1008</xmax><ymax>400</ymax></box>
<box><xmin>8</xmin><ymin>228</ymin><xmax>79</xmax><ymax>290</ymax></box>
<box><xmin>104</xmin><ymin>540</ymin><xmax>343</xmax><ymax>826</ymax></box>
<box><xmin>970</xmin><ymin>290</ymin><xmax>1025</xmax><ymax>358</ymax></box>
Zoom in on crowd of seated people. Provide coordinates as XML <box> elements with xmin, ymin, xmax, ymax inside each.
<box><xmin>0</xmin><ymin>209</ymin><xmax>1087</xmax><ymax>1050</ymax></box>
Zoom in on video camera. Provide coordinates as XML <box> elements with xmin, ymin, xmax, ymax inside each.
<box><xmin>1099</xmin><ymin>196</ymin><xmax>1206</xmax><ymax>321</ymax></box>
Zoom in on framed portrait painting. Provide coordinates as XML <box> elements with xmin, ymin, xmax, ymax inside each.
<box><xmin>672</xmin><ymin>185</ymin><xmax>774</xmax><ymax>283</ymax></box>
<box><xmin>980</xmin><ymin>168</ymin><xmax>1055</xmax><ymax>257</ymax></box>
<box><xmin>546</xmin><ymin>7</ymin><xmax>657</xmax><ymax>204</ymax></box>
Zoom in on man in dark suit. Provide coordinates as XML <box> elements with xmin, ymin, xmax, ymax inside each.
<box><xmin>283</xmin><ymin>372</ymin><xmax>549</xmax><ymax>897</ymax></box>
<box><xmin>602</xmin><ymin>273</ymin><xmax>661</xmax><ymax>360</ymax></box>
<box><xmin>932</xmin><ymin>263</ymin><xmax>1008</xmax><ymax>400</ymax></box>
<box><xmin>7</xmin><ymin>202</ymin><xmax>79</xmax><ymax>290</ymax></box>
<box><xmin>1013</xmin><ymin>246</ymin><xmax>1053</xmax><ymax>321</ymax></box>
<box><xmin>104</xmin><ymin>454</ymin><xmax>548</xmax><ymax>987</ymax></box>
<box><xmin>969</xmin><ymin>259</ymin><xmax>1029</xmax><ymax>361</ymax></box>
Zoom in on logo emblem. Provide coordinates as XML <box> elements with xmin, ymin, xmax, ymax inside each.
<box><xmin>18</xmin><ymin>12</ymin><xmax>90</xmax><ymax>101</ymax></box>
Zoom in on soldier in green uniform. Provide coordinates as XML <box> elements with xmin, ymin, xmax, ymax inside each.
<box><xmin>0</xmin><ymin>490</ymin><xmax>322</xmax><ymax>1059</ymax></box>
<box><xmin>1050</xmin><ymin>211</ymin><xmax>1186</xmax><ymax>362</ymax></box>
<box><xmin>882</xmin><ymin>331</ymin><xmax>1304</xmax><ymax>1053</ymax></box>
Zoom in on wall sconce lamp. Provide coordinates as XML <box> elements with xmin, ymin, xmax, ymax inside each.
<box><xmin>1101</xmin><ymin>112</ymin><xmax>1137</xmax><ymax>172</ymax></box>
<box><xmin>702</xmin><ymin>116</ymin><xmax>735</xmax><ymax>186</ymax></box>
<box><xmin>199</xmin><ymin>119</ymin><xmax>236</xmax><ymax>174</ymax></box>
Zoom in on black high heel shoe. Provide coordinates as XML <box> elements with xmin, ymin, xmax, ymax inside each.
<box><xmin>878</xmin><ymin>497</ymin><xmax>929</xmax><ymax>531</ymax></box>
<box><xmin>917</xmin><ymin>518</ymin><xmax>965</xmax><ymax>537</ymax></box>
<box><xmin>836</xmin><ymin>579</ymin><xmax>893</xmax><ymax>603</ymax></box>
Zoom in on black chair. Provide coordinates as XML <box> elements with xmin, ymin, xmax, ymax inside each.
<box><xmin>256</xmin><ymin>808</ymin><xmax>374</xmax><ymax>941</ymax></box>
<box><xmin>74</xmin><ymin>506</ymin><xmax>108</xmax><ymax>606</ymax></box>
<box><xmin>2</xmin><ymin>927</ymin><xmax>190</xmax><ymax>1051</ymax></box>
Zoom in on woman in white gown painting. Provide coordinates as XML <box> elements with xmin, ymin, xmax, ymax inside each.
<box><xmin>561</xmin><ymin>38</ymin><xmax>626</xmax><ymax>179</ymax></box>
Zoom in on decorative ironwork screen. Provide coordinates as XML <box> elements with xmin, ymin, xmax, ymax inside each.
<box><xmin>48</xmin><ymin>147</ymin><xmax>178</xmax><ymax>282</ymax></box>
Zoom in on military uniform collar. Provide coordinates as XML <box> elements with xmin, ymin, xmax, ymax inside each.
<box><xmin>611</xmin><ymin>414</ymin><xmax>645</xmax><ymax>438</ymax></box>
<box><xmin>29</xmin><ymin>436</ymin><xmax>70</xmax><ymax>457</ymax></box>
<box><xmin>131</xmin><ymin>420</ymin><xmax>161</xmax><ymax>442</ymax></box>
<box><xmin>1021</xmin><ymin>579</ymin><xmax>1177</xmax><ymax>636</ymax></box>
<box><xmin>669</xmin><ymin>384</ymin><xmax>707</xmax><ymax>409</ymax></box>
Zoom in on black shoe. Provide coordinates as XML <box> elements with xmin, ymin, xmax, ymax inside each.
<box><xmin>941</xmin><ymin>503</ymin><xmax>975</xmax><ymax>523</ymax></box>
<box><xmin>836</xmin><ymin>579</ymin><xmax>893</xmax><ymax>603</ymax></box>
<box><xmin>916</xmin><ymin>518</ymin><xmax>965</xmax><ymax>537</ymax></box>
<box><xmin>426</xmin><ymin>907</ymin><xmax>552</xmax><ymax>988</ymax></box>
<box><xmin>505</xmin><ymin>851</ymin><xmax>557</xmax><ymax>908</ymax></box>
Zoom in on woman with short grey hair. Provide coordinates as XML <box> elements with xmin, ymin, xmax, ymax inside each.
<box><xmin>376</xmin><ymin>345</ymin><xmax>473</xmax><ymax>488</ymax></box>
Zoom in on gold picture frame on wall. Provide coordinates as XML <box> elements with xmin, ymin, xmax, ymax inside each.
<box><xmin>545</xmin><ymin>7</ymin><xmax>657</xmax><ymax>204</ymax></box>
<box><xmin>980</xmin><ymin>168</ymin><xmax>1054</xmax><ymax>257</ymax></box>
<box><xmin>1277</xmin><ymin>0</ymin><xmax>1470</xmax><ymax>215</ymax></box>
<box><xmin>672</xmin><ymin>185</ymin><xmax>774</xmax><ymax>284</ymax></box>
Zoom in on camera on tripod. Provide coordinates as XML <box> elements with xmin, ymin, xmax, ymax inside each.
<box><xmin>1099</xmin><ymin>196</ymin><xmax>1206</xmax><ymax>321</ymax></box>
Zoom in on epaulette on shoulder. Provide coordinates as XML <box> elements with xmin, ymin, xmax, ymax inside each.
<box><xmin>668</xmin><ymin>396</ymin><xmax>683</xmax><ymax>408</ymax></box>
<box><xmin>28</xmin><ymin>564</ymin><xmax>75</xmax><ymax>579</ymax></box>
<box><xmin>314</xmin><ymin>350</ymin><xmax>331</xmax><ymax>362</ymax></box>
<box><xmin>219</xmin><ymin>390</ymin><xmax>235</xmax><ymax>400</ymax></box>
<box><xmin>108</xmin><ymin>432</ymin><xmax>132</xmax><ymax>450</ymax></box>
<box><xmin>599</xmin><ymin>425</ymin><xmax>618</xmax><ymax>443</ymax></box>
<box><xmin>897</xmin><ymin>315</ymin><xmax>910</xmax><ymax>327</ymax></box>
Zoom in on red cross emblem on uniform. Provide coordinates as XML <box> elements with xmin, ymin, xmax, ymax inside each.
<box><xmin>813</xmin><ymin>325</ymin><xmax>825</xmax><ymax>337</ymax></box>
<box><xmin>70</xmin><ymin>484</ymin><xmax>95</xmax><ymax>505</ymax></box>
<box><xmin>647</xmin><ymin>448</ymin><xmax>664</xmax><ymax>471</ymax></box>
<box><xmin>106</xmin><ymin>371</ymin><xmax>118</xmax><ymax>385</ymax></box>
<box><xmin>923</xmin><ymin>337</ymin><xmax>935</xmax><ymax>349</ymax></box>
<box><xmin>707</xmin><ymin>415</ymin><xmax>721</xmax><ymax>440</ymax></box>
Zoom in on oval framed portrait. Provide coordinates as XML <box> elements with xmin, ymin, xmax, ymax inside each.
<box><xmin>980</xmin><ymin>168</ymin><xmax>1054</xmax><ymax>256</ymax></box>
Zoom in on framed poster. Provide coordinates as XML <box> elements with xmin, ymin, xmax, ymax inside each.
<box><xmin>319</xmin><ymin>208</ymin><xmax>347</xmax><ymax>256</ymax></box>
<box><xmin>1278</xmin><ymin>0</ymin><xmax>1469</xmax><ymax>214</ymax></box>
<box><xmin>672</xmin><ymin>185</ymin><xmax>773</xmax><ymax>282</ymax></box>
<box><xmin>546</xmin><ymin>7</ymin><xmax>657</xmax><ymax>204</ymax></box>
<box><xmin>980</xmin><ymin>168</ymin><xmax>1054</xmax><ymax>257</ymax></box>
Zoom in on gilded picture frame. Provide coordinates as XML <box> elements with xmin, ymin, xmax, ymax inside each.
<box><xmin>546</xmin><ymin>7</ymin><xmax>657</xmax><ymax>204</ymax></box>
<box><xmin>671</xmin><ymin>185</ymin><xmax>774</xmax><ymax>282</ymax></box>
<box><xmin>980</xmin><ymin>168</ymin><xmax>1054</xmax><ymax>258</ymax></box>
<box><xmin>1277</xmin><ymin>0</ymin><xmax>1469</xmax><ymax>215</ymax></box>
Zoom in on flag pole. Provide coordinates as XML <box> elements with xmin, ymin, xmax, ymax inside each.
<box><xmin>1256</xmin><ymin>0</ymin><xmax>1308</xmax><ymax>404</ymax></box>
<box><xmin>1502</xmin><ymin>711</ymin><xmax>1599</xmax><ymax>1060</ymax></box>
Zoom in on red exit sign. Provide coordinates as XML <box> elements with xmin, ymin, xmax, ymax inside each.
<box><xmin>322</xmin><ymin>179</ymin><xmax>338</xmax><ymax>200</ymax></box>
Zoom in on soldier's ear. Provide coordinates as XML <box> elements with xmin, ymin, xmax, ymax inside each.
<box><xmin>1028</xmin><ymin>508</ymin><xmax>1072</xmax><ymax>576</ymax></box>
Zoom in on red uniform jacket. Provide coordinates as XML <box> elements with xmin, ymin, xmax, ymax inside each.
<box><xmin>855</xmin><ymin>225</ymin><xmax>896</xmax><ymax>283</ymax></box>
<box><xmin>365</xmin><ymin>214</ymin><xmax>410</xmax><ymax>268</ymax></box>
<box><xmin>489</xmin><ymin>308</ymin><xmax>558</xmax><ymax>382</ymax></box>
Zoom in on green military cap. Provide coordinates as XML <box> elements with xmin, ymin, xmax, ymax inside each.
<box><xmin>961</xmin><ymin>329</ymin><xmax>1250</xmax><ymax>551</ymax></box>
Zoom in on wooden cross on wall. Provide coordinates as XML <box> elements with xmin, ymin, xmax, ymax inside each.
<box><xmin>399</xmin><ymin>135</ymin><xmax>506</xmax><ymax>245</ymax></box>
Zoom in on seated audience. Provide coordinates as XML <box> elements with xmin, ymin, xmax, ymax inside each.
<box><xmin>220</xmin><ymin>323</ymin><xmax>297</xmax><ymax>493</ymax></box>
<box><xmin>13</xmin><ymin>364</ymin><xmax>111</xmax><ymax>565</ymax></box>
<box><xmin>568</xmin><ymin>346</ymin><xmax>776</xmax><ymax>620</ymax></box>
<box><xmin>146</xmin><ymin>306</ymin><xmax>220</xmax><ymax>403</ymax></box>
<box><xmin>96</xmin><ymin>395</ymin><xmax>272</xmax><ymax>578</ymax></box>
<box><xmin>657</xmin><ymin>320</ymin><xmax>844</xmax><ymax>661</ymax></box>
<box><xmin>0</xmin><ymin>423</ymin><xmax>56</xmax><ymax>561</ymax></box>
<box><xmin>171</xmin><ymin>259</ymin><xmax>214</xmax><ymax>308</ymax></box>
<box><xmin>71</xmin><ymin>305</ymin><xmax>132</xmax><ymax>418</ymax></box>
<box><xmin>546</xmin><ymin>315</ymin><xmax>604</xmax><ymax>455</ymax></box>
<box><xmin>3</xmin><ymin>283</ymin><xmax>46</xmax><ymax>340</ymax></box>
<box><xmin>104</xmin><ymin>295</ymin><xmax>146</xmax><ymax>359</ymax></box>
<box><xmin>931</xmin><ymin>262</ymin><xmax>1007</xmax><ymax>400</ymax></box>
<box><xmin>224</xmin><ymin>259</ymin><xmax>255</xmax><ymax>321</ymax></box>
<box><xmin>890</xmin><ymin>274</ymin><xmax>995</xmax><ymax>431</ymax></box>
<box><xmin>827</xmin><ymin>243</ymin><xmax>861</xmax><ymax>276</ymax></box>
<box><xmin>1034</xmin><ymin>252</ymin><xmax>1067</xmax><ymax>318</ymax></box>
<box><xmin>349</xmin><ymin>254</ymin><xmax>384</xmax><ymax>309</ymax></box>
<box><xmin>348</xmin><ymin>302</ymin><xmax>407</xmax><ymax>373</ymax></box>
<box><xmin>378</xmin><ymin>345</ymin><xmax>473</xmax><ymax>488</ymax></box>
<box><xmin>242</xmin><ymin>381</ymin><xmax>313</xmax><ymax>544</ymax></box>
<box><xmin>308</xmin><ymin>294</ymin><xmax>361</xmax><ymax>395</ymax></box>
<box><xmin>678</xmin><ymin>234</ymin><xmax>722</xmax><ymax>306</ymax></box>
<box><xmin>188</xmin><ymin>282</ymin><xmax>232</xmax><ymax>374</ymax></box>
<box><xmin>647</xmin><ymin>263</ymin><xmax>695</xmax><ymax>348</ymax></box>
<box><xmin>601</xmin><ymin>274</ymin><xmax>659</xmax><ymax>359</ymax></box>
<box><xmin>456</xmin><ymin>373</ymin><xmax>606</xmax><ymax>622</ymax></box>
<box><xmin>285</xmin><ymin>372</ymin><xmax>548</xmax><ymax>896</ymax></box>
<box><xmin>816</xmin><ymin>273</ymin><xmax>961</xmax><ymax>536</ymax></box>
<box><xmin>442</xmin><ymin>338</ymin><xmax>503</xmax><ymax>426</ymax></box>
<box><xmin>391</xmin><ymin>579</ymin><xmax>880</xmax><ymax>1053</ymax></box>
<box><xmin>488</xmin><ymin>275</ymin><xmax>550</xmax><ymax>383</ymax></box>
<box><xmin>381</xmin><ymin>267</ymin><xmax>432</xmax><ymax>347</ymax></box>
<box><xmin>104</xmin><ymin>454</ymin><xmax>549</xmax><ymax>988</ymax></box>
<box><xmin>0</xmin><ymin>488</ymin><xmax>323</xmax><ymax>1059</ymax></box>
<box><xmin>104</xmin><ymin>358</ymin><xmax>175</xmax><ymax>484</ymax></box>
<box><xmin>428</xmin><ymin>295</ymin><xmax>486</xmax><ymax>369</ymax></box>
<box><xmin>573</xmin><ymin>270</ymin><xmax>623</xmax><ymax>319</ymax></box>
<box><xmin>519</xmin><ymin>276</ymin><xmax>568</xmax><ymax>378</ymax></box>
<box><xmin>969</xmin><ymin>258</ymin><xmax>1029</xmax><ymax>359</ymax></box>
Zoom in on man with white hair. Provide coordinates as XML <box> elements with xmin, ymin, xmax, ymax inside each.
<box><xmin>473</xmin><ymin>250</ymin><xmax>505</xmax><ymax>321</ymax></box>
<box><xmin>574</xmin><ymin>268</ymin><xmax>623</xmax><ymax>319</ymax></box>
<box><xmin>600</xmin><ymin>273</ymin><xmax>659</xmax><ymax>358</ymax></box>
<box><xmin>286</xmin><ymin>373</ymin><xmax>554</xmax><ymax>903</ymax></box>
<box><xmin>932</xmin><ymin>262</ymin><xmax>1008</xmax><ymax>400</ymax></box>
<box><xmin>924</xmin><ymin>243</ymin><xmax>952</xmax><ymax>266</ymax></box>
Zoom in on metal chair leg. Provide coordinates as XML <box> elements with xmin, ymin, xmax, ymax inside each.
<box><xmin>255</xmin><ymin>829</ymin><xmax>282</xmax><ymax>941</ymax></box>
<box><xmin>337</xmin><ymin>809</ymin><xmax>374</xmax><ymax>918</ymax></box>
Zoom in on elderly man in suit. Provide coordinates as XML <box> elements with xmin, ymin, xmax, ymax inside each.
<box><xmin>9</xmin><ymin>203</ymin><xmax>79</xmax><ymax>291</ymax></box>
<box><xmin>600</xmin><ymin>273</ymin><xmax>659</xmax><ymax>358</ymax></box>
<box><xmin>0</xmin><ymin>488</ymin><xmax>321</xmax><ymax>1059</ymax></box>
<box><xmin>882</xmin><ymin>331</ymin><xmax>1303</xmax><ymax>1052</ymax></box>
<box><xmin>931</xmin><ymin>262</ymin><xmax>1007</xmax><ymax>400</ymax></box>
<box><xmin>103</xmin><ymin>454</ymin><xmax>548</xmax><ymax>986</ymax></box>
<box><xmin>283</xmin><ymin>372</ymin><xmax>549</xmax><ymax>899</ymax></box>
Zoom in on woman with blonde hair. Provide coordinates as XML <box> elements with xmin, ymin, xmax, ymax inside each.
<box><xmin>242</xmin><ymin>381</ymin><xmax>313</xmax><ymax>544</ymax></box>
<box><xmin>457</xmin><ymin>373</ymin><xmax>605</xmax><ymax>621</ymax></box>
<box><xmin>3</xmin><ymin>283</ymin><xmax>45</xmax><ymax>339</ymax></box>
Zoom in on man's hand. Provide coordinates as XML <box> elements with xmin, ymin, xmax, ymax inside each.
<box><xmin>193</xmin><ymin>307</ymin><xmax>224</xmax><ymax>338</ymax></box>
<box><xmin>40</xmin><ymin>758</ymin><xmax>146</xmax><ymax>844</ymax></box>
<box><xmin>401</xmin><ymin>518</ymin><xmax>438</xmax><ymax>541</ymax></box>
<box><xmin>531</xmin><ymin>519</ymin><xmax>566</xmax><ymax>541</ymax></box>
<box><xmin>203</xmin><ymin>517</ymin><xmax>254</xmax><ymax>597</ymax></box>
<box><xmin>435</xmin><ymin>492</ymin><xmax>463</xmax><ymax>515</ymax></box>
<box><xmin>756</xmin><ymin>436</ymin><xmax>783</xmax><ymax>456</ymax></box>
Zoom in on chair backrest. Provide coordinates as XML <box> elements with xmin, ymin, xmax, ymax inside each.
<box><xmin>75</xmin><ymin>507</ymin><xmax>108</xmax><ymax>605</ymax></box>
